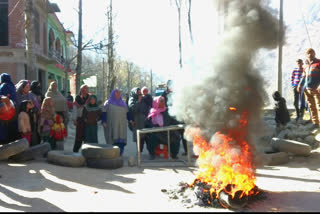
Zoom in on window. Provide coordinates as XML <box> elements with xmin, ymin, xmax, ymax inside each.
<box><xmin>34</xmin><ymin>9</ymin><xmax>40</xmax><ymax>44</ymax></box>
<box><xmin>0</xmin><ymin>0</ymin><xmax>8</xmax><ymax>46</ymax></box>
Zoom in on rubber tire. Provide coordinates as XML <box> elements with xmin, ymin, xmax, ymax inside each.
<box><xmin>8</xmin><ymin>142</ymin><xmax>51</xmax><ymax>162</ymax></box>
<box><xmin>81</xmin><ymin>143</ymin><xmax>120</xmax><ymax>159</ymax></box>
<box><xmin>86</xmin><ymin>157</ymin><xmax>124</xmax><ymax>169</ymax></box>
<box><xmin>47</xmin><ymin>150</ymin><xmax>85</xmax><ymax>167</ymax></box>
<box><xmin>0</xmin><ymin>138</ymin><xmax>29</xmax><ymax>161</ymax></box>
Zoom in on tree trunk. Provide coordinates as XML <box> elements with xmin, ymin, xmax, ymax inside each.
<box><xmin>175</xmin><ymin>0</ymin><xmax>182</xmax><ymax>69</ymax></box>
<box><xmin>75</xmin><ymin>0</ymin><xmax>83</xmax><ymax>94</ymax></box>
<box><xmin>106</xmin><ymin>0</ymin><xmax>115</xmax><ymax>98</ymax></box>
<box><xmin>25</xmin><ymin>0</ymin><xmax>37</xmax><ymax>80</ymax></box>
<box><xmin>187</xmin><ymin>0</ymin><xmax>193</xmax><ymax>43</ymax></box>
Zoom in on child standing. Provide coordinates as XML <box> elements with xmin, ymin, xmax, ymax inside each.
<box><xmin>83</xmin><ymin>95</ymin><xmax>102</xmax><ymax>144</ymax></box>
<box><xmin>50</xmin><ymin>114</ymin><xmax>67</xmax><ymax>150</ymax></box>
<box><xmin>272</xmin><ymin>91</ymin><xmax>290</xmax><ymax>128</ymax></box>
<box><xmin>39</xmin><ymin>97</ymin><xmax>56</xmax><ymax>148</ymax></box>
<box><xmin>18</xmin><ymin>100</ymin><xmax>32</xmax><ymax>144</ymax></box>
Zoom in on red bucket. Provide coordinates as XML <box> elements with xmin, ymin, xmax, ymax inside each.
<box><xmin>0</xmin><ymin>99</ymin><xmax>16</xmax><ymax>121</ymax></box>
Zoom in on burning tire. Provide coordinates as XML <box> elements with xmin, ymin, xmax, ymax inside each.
<box><xmin>0</xmin><ymin>138</ymin><xmax>29</xmax><ymax>161</ymax></box>
<box><xmin>218</xmin><ymin>190</ymin><xmax>248</xmax><ymax>209</ymax></box>
<box><xmin>47</xmin><ymin>150</ymin><xmax>85</xmax><ymax>167</ymax></box>
<box><xmin>86</xmin><ymin>157</ymin><xmax>124</xmax><ymax>169</ymax></box>
<box><xmin>8</xmin><ymin>142</ymin><xmax>51</xmax><ymax>162</ymax></box>
<box><xmin>81</xmin><ymin>143</ymin><xmax>120</xmax><ymax>159</ymax></box>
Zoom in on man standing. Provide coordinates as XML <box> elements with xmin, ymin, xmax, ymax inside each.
<box><xmin>297</xmin><ymin>48</ymin><xmax>320</xmax><ymax>128</ymax></box>
<box><xmin>291</xmin><ymin>59</ymin><xmax>304</xmax><ymax>120</ymax></box>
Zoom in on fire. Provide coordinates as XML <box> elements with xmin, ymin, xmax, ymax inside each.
<box><xmin>229</xmin><ymin>107</ymin><xmax>237</xmax><ymax>111</ymax></box>
<box><xmin>188</xmin><ymin>111</ymin><xmax>258</xmax><ymax>199</ymax></box>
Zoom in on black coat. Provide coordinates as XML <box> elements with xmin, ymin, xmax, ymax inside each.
<box><xmin>273</xmin><ymin>91</ymin><xmax>290</xmax><ymax>125</ymax></box>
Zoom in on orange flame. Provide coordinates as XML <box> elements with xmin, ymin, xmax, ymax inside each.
<box><xmin>229</xmin><ymin>107</ymin><xmax>237</xmax><ymax>111</ymax></box>
<box><xmin>188</xmin><ymin>111</ymin><xmax>258</xmax><ymax>199</ymax></box>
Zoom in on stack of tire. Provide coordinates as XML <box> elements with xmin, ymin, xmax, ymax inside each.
<box><xmin>47</xmin><ymin>150</ymin><xmax>86</xmax><ymax>167</ymax></box>
<box><xmin>0</xmin><ymin>138</ymin><xmax>51</xmax><ymax>162</ymax></box>
<box><xmin>81</xmin><ymin>143</ymin><xmax>123</xmax><ymax>169</ymax></box>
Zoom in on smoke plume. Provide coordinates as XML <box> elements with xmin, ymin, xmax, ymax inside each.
<box><xmin>170</xmin><ymin>0</ymin><xmax>282</xmax><ymax>153</ymax></box>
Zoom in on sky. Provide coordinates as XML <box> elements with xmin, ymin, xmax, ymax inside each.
<box><xmin>50</xmin><ymin>0</ymin><xmax>316</xmax><ymax>82</ymax></box>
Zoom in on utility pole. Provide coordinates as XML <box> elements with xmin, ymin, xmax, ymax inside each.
<box><xmin>75</xmin><ymin>0</ymin><xmax>83</xmax><ymax>94</ymax></box>
<box><xmin>25</xmin><ymin>0</ymin><xmax>37</xmax><ymax>80</ymax></box>
<box><xmin>102</xmin><ymin>58</ymin><xmax>105</xmax><ymax>101</ymax></box>
<box><xmin>150</xmin><ymin>69</ymin><xmax>153</xmax><ymax>95</ymax></box>
<box><xmin>278</xmin><ymin>0</ymin><xmax>283</xmax><ymax>95</ymax></box>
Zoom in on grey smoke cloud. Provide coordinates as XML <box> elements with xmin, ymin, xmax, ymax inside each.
<box><xmin>170</xmin><ymin>0</ymin><xmax>282</xmax><ymax>149</ymax></box>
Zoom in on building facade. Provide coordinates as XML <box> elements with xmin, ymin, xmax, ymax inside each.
<box><xmin>0</xmin><ymin>0</ymin><xmax>74</xmax><ymax>94</ymax></box>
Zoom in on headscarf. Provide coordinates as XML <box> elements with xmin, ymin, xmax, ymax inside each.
<box><xmin>129</xmin><ymin>87</ymin><xmax>140</xmax><ymax>101</ymax></box>
<box><xmin>0</xmin><ymin>73</ymin><xmax>17</xmax><ymax>104</ymax></box>
<box><xmin>15</xmin><ymin>80</ymin><xmax>29</xmax><ymax>95</ymax></box>
<box><xmin>75</xmin><ymin>84</ymin><xmax>90</xmax><ymax>106</ymax></box>
<box><xmin>45</xmin><ymin>81</ymin><xmax>68</xmax><ymax>112</ymax></box>
<box><xmin>104</xmin><ymin>89</ymin><xmax>127</xmax><ymax>109</ymax></box>
<box><xmin>30</xmin><ymin>80</ymin><xmax>42</xmax><ymax>96</ymax></box>
<box><xmin>86</xmin><ymin>94</ymin><xmax>100</xmax><ymax>112</ymax></box>
<box><xmin>141</xmin><ymin>86</ymin><xmax>148</xmax><ymax>95</ymax></box>
<box><xmin>15</xmin><ymin>80</ymin><xmax>32</xmax><ymax>107</ymax></box>
<box><xmin>40</xmin><ymin>97</ymin><xmax>55</xmax><ymax>120</ymax></box>
<box><xmin>147</xmin><ymin>96</ymin><xmax>166</xmax><ymax>127</ymax></box>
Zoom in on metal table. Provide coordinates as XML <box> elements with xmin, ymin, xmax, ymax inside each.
<box><xmin>136</xmin><ymin>124</ymin><xmax>192</xmax><ymax>167</ymax></box>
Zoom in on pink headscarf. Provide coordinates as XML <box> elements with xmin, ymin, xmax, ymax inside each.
<box><xmin>147</xmin><ymin>96</ymin><xmax>166</xmax><ymax>127</ymax></box>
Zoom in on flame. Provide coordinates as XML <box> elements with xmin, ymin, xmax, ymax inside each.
<box><xmin>188</xmin><ymin>111</ymin><xmax>258</xmax><ymax>199</ymax></box>
<box><xmin>229</xmin><ymin>107</ymin><xmax>237</xmax><ymax>111</ymax></box>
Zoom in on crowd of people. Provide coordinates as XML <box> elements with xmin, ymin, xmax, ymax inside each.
<box><xmin>0</xmin><ymin>75</ymin><xmax>187</xmax><ymax>160</ymax></box>
<box><xmin>273</xmin><ymin>48</ymin><xmax>320</xmax><ymax>131</ymax></box>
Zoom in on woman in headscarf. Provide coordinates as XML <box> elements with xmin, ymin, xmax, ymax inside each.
<box><xmin>83</xmin><ymin>94</ymin><xmax>102</xmax><ymax>144</ymax></box>
<box><xmin>16</xmin><ymin>80</ymin><xmax>39</xmax><ymax>109</ymax></box>
<box><xmin>0</xmin><ymin>73</ymin><xmax>17</xmax><ymax>106</ymax></box>
<box><xmin>30</xmin><ymin>80</ymin><xmax>44</xmax><ymax>109</ymax></box>
<box><xmin>102</xmin><ymin>89</ymin><xmax>128</xmax><ymax>155</ymax></box>
<box><xmin>146</xmin><ymin>96</ymin><xmax>181</xmax><ymax>160</ymax></box>
<box><xmin>0</xmin><ymin>73</ymin><xmax>18</xmax><ymax>144</ymax></box>
<box><xmin>39</xmin><ymin>97</ymin><xmax>56</xmax><ymax>149</ymax></box>
<box><xmin>128</xmin><ymin>87</ymin><xmax>149</xmax><ymax>152</ymax></box>
<box><xmin>45</xmin><ymin>81</ymin><xmax>69</xmax><ymax>134</ymax></box>
<box><xmin>72</xmin><ymin>84</ymin><xmax>90</xmax><ymax>152</ymax></box>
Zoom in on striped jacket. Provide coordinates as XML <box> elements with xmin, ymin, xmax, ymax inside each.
<box><xmin>299</xmin><ymin>58</ymin><xmax>320</xmax><ymax>89</ymax></box>
<box><xmin>291</xmin><ymin>68</ymin><xmax>303</xmax><ymax>87</ymax></box>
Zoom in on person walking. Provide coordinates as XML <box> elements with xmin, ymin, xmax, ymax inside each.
<box><xmin>102</xmin><ymin>89</ymin><xmax>128</xmax><ymax>155</ymax></box>
<box><xmin>72</xmin><ymin>84</ymin><xmax>90</xmax><ymax>152</ymax></box>
<box><xmin>297</xmin><ymin>48</ymin><xmax>320</xmax><ymax>128</ymax></box>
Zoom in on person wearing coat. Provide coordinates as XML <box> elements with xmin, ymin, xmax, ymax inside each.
<box><xmin>128</xmin><ymin>87</ymin><xmax>149</xmax><ymax>151</ymax></box>
<box><xmin>102</xmin><ymin>89</ymin><xmax>128</xmax><ymax>155</ymax></box>
<box><xmin>72</xmin><ymin>84</ymin><xmax>90</xmax><ymax>152</ymax></box>
<box><xmin>145</xmin><ymin>96</ymin><xmax>181</xmax><ymax>160</ymax></box>
<box><xmin>0</xmin><ymin>73</ymin><xmax>18</xmax><ymax>144</ymax></box>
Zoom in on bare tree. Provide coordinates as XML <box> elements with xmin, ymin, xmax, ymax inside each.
<box><xmin>106</xmin><ymin>0</ymin><xmax>116</xmax><ymax>97</ymax></box>
<box><xmin>175</xmin><ymin>0</ymin><xmax>183</xmax><ymax>69</ymax></box>
<box><xmin>186</xmin><ymin>0</ymin><xmax>193</xmax><ymax>43</ymax></box>
<box><xmin>25</xmin><ymin>0</ymin><xmax>37</xmax><ymax>80</ymax></box>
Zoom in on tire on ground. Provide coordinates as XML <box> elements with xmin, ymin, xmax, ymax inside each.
<box><xmin>264</xmin><ymin>152</ymin><xmax>290</xmax><ymax>166</ymax></box>
<box><xmin>0</xmin><ymin>138</ymin><xmax>29</xmax><ymax>161</ymax></box>
<box><xmin>8</xmin><ymin>142</ymin><xmax>51</xmax><ymax>162</ymax></box>
<box><xmin>47</xmin><ymin>150</ymin><xmax>85</xmax><ymax>167</ymax></box>
<box><xmin>86</xmin><ymin>157</ymin><xmax>124</xmax><ymax>169</ymax></box>
<box><xmin>81</xmin><ymin>143</ymin><xmax>120</xmax><ymax>159</ymax></box>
